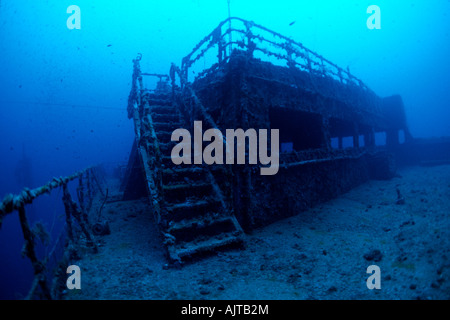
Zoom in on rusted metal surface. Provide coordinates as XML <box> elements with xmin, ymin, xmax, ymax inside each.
<box><xmin>124</xmin><ymin>18</ymin><xmax>417</xmax><ymax>264</ymax></box>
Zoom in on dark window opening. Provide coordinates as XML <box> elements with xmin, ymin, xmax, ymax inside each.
<box><xmin>281</xmin><ymin>142</ymin><xmax>294</xmax><ymax>153</ymax></box>
<box><xmin>270</xmin><ymin>107</ymin><xmax>324</xmax><ymax>151</ymax></box>
<box><xmin>329</xmin><ymin>118</ymin><xmax>356</xmax><ymax>149</ymax></box>
<box><xmin>375</xmin><ymin>132</ymin><xmax>386</xmax><ymax>146</ymax></box>
<box><xmin>331</xmin><ymin>137</ymin><xmax>339</xmax><ymax>149</ymax></box>
<box><xmin>342</xmin><ymin>136</ymin><xmax>354</xmax><ymax>148</ymax></box>
<box><xmin>329</xmin><ymin>118</ymin><xmax>354</xmax><ymax>138</ymax></box>
<box><xmin>358</xmin><ymin>125</ymin><xmax>373</xmax><ymax>148</ymax></box>
<box><xmin>359</xmin><ymin>135</ymin><xmax>365</xmax><ymax>147</ymax></box>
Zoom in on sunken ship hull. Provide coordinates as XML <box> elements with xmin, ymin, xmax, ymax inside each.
<box><xmin>121</xmin><ymin>18</ymin><xmax>414</xmax><ymax>264</ymax></box>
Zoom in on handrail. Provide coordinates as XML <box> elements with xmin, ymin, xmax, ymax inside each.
<box><xmin>127</xmin><ymin>55</ymin><xmax>166</xmax><ymax>225</ymax></box>
<box><xmin>0</xmin><ymin>166</ymin><xmax>96</xmax><ymax>217</ymax></box>
<box><xmin>0</xmin><ymin>165</ymin><xmax>102</xmax><ymax>300</ymax></box>
<box><xmin>181</xmin><ymin>17</ymin><xmax>370</xmax><ymax>90</ymax></box>
<box><xmin>141</xmin><ymin>73</ymin><xmax>171</xmax><ymax>94</ymax></box>
<box><xmin>127</xmin><ymin>54</ymin><xmax>142</xmax><ymax>119</ymax></box>
<box><xmin>141</xmin><ymin>73</ymin><xmax>169</xmax><ymax>80</ymax></box>
<box><xmin>170</xmin><ymin>64</ymin><xmax>222</xmax><ymax>138</ymax></box>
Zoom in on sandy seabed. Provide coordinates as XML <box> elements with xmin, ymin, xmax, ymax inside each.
<box><xmin>67</xmin><ymin>165</ymin><xmax>450</xmax><ymax>300</ymax></box>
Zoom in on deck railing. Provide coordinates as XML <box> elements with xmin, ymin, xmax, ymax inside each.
<box><xmin>180</xmin><ymin>17</ymin><xmax>370</xmax><ymax>90</ymax></box>
<box><xmin>0</xmin><ymin>166</ymin><xmax>104</xmax><ymax>299</ymax></box>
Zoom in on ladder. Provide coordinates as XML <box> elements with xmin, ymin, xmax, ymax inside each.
<box><xmin>126</xmin><ymin>91</ymin><xmax>244</xmax><ymax>264</ymax></box>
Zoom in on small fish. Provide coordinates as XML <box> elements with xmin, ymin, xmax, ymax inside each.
<box><xmin>107</xmin><ymin>44</ymin><xmax>112</xmax><ymax>47</ymax></box>
<box><xmin>289</xmin><ymin>21</ymin><xmax>296</xmax><ymax>26</ymax></box>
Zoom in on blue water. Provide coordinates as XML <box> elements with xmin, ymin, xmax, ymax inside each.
<box><xmin>0</xmin><ymin>0</ymin><xmax>449</xmax><ymax>299</ymax></box>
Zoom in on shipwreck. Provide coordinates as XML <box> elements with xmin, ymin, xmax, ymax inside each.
<box><xmin>3</xmin><ymin>18</ymin><xmax>450</xmax><ymax>299</ymax></box>
<box><xmin>120</xmin><ymin>17</ymin><xmax>415</xmax><ymax>264</ymax></box>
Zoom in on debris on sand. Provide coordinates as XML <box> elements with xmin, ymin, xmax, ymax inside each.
<box><xmin>396</xmin><ymin>188</ymin><xmax>406</xmax><ymax>205</ymax></box>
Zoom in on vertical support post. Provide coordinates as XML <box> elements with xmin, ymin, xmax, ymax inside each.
<box><xmin>215</xmin><ymin>27</ymin><xmax>223</xmax><ymax>64</ymax></box>
<box><xmin>353</xmin><ymin>123</ymin><xmax>360</xmax><ymax>148</ymax></box>
<box><xmin>18</xmin><ymin>205</ymin><xmax>52</xmax><ymax>300</ymax></box>
<box><xmin>227</xmin><ymin>1</ymin><xmax>232</xmax><ymax>56</ymax></box>
<box><xmin>242</xmin><ymin>68</ymin><xmax>254</xmax><ymax>230</ymax></box>
<box><xmin>91</xmin><ymin>169</ymin><xmax>105</xmax><ymax>198</ymax></box>
<box><xmin>245</xmin><ymin>21</ymin><xmax>255</xmax><ymax>58</ymax></box>
<box><xmin>306</xmin><ymin>51</ymin><xmax>312</xmax><ymax>73</ymax></box>
<box><xmin>137</xmin><ymin>75</ymin><xmax>144</xmax><ymax>110</ymax></box>
<box><xmin>322</xmin><ymin>117</ymin><xmax>331</xmax><ymax>149</ymax></box>
<box><xmin>370</xmin><ymin>129</ymin><xmax>375</xmax><ymax>147</ymax></box>
<box><xmin>338</xmin><ymin>69</ymin><xmax>343</xmax><ymax>83</ymax></box>
<box><xmin>364</xmin><ymin>127</ymin><xmax>376</xmax><ymax>147</ymax></box>
<box><xmin>77</xmin><ymin>175</ymin><xmax>84</xmax><ymax>212</ymax></box>
<box><xmin>86</xmin><ymin>169</ymin><xmax>94</xmax><ymax>212</ymax></box>
<box><xmin>386</xmin><ymin>129</ymin><xmax>399</xmax><ymax>148</ymax></box>
<box><xmin>62</xmin><ymin>183</ymin><xmax>74</xmax><ymax>244</ymax></box>
<box><xmin>218</xmin><ymin>39</ymin><xmax>223</xmax><ymax>64</ymax></box>
<box><xmin>62</xmin><ymin>182</ymin><xmax>97</xmax><ymax>253</ymax></box>
<box><xmin>286</xmin><ymin>45</ymin><xmax>295</xmax><ymax>70</ymax></box>
<box><xmin>170</xmin><ymin>63</ymin><xmax>176</xmax><ymax>100</ymax></box>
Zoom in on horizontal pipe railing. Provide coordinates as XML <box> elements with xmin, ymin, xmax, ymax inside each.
<box><xmin>181</xmin><ymin>17</ymin><xmax>370</xmax><ymax>90</ymax></box>
<box><xmin>0</xmin><ymin>165</ymin><xmax>103</xmax><ymax>299</ymax></box>
<box><xmin>0</xmin><ymin>166</ymin><xmax>95</xmax><ymax>218</ymax></box>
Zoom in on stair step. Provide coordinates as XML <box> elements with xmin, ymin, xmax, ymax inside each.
<box><xmin>152</xmin><ymin>113</ymin><xmax>180</xmax><ymax>123</ymax></box>
<box><xmin>130</xmin><ymin>94</ymin><xmax>246</xmax><ymax>265</ymax></box>
<box><xmin>155</xmin><ymin>130</ymin><xmax>174</xmax><ymax>143</ymax></box>
<box><xmin>162</xmin><ymin>167</ymin><xmax>207</xmax><ymax>185</ymax></box>
<box><xmin>168</xmin><ymin>232</ymin><xmax>244</xmax><ymax>262</ymax></box>
<box><xmin>147</xmin><ymin>97</ymin><xmax>172</xmax><ymax>106</ymax></box>
<box><xmin>151</xmin><ymin>105</ymin><xmax>177</xmax><ymax>115</ymax></box>
<box><xmin>163</xmin><ymin>183</ymin><xmax>213</xmax><ymax>203</ymax></box>
<box><xmin>153</xmin><ymin>122</ymin><xmax>182</xmax><ymax>132</ymax></box>
<box><xmin>161</xmin><ymin>156</ymin><xmax>197</xmax><ymax>168</ymax></box>
<box><xmin>168</xmin><ymin>216</ymin><xmax>236</xmax><ymax>243</ymax></box>
<box><xmin>161</xmin><ymin>156</ymin><xmax>176</xmax><ymax>168</ymax></box>
<box><xmin>159</xmin><ymin>141</ymin><xmax>177</xmax><ymax>154</ymax></box>
<box><xmin>165</xmin><ymin>199</ymin><xmax>222</xmax><ymax>221</ymax></box>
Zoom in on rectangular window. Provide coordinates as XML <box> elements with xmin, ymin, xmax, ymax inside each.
<box><xmin>342</xmin><ymin>136</ymin><xmax>354</xmax><ymax>148</ymax></box>
<box><xmin>270</xmin><ymin>107</ymin><xmax>324</xmax><ymax>151</ymax></box>
<box><xmin>331</xmin><ymin>137</ymin><xmax>339</xmax><ymax>149</ymax></box>
<box><xmin>375</xmin><ymin>132</ymin><xmax>386</xmax><ymax>146</ymax></box>
<box><xmin>281</xmin><ymin>142</ymin><xmax>294</xmax><ymax>153</ymax></box>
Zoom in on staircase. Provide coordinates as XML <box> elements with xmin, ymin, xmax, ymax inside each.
<box><xmin>133</xmin><ymin>92</ymin><xmax>244</xmax><ymax>264</ymax></box>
